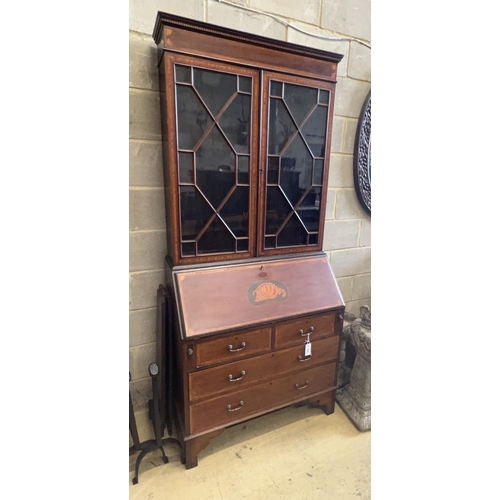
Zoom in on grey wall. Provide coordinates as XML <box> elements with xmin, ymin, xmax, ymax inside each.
<box><xmin>129</xmin><ymin>0</ymin><xmax>371</xmax><ymax>439</ymax></box>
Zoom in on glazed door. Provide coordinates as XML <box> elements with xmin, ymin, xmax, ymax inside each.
<box><xmin>259</xmin><ymin>72</ymin><xmax>336</xmax><ymax>256</ymax></box>
<box><xmin>165</xmin><ymin>54</ymin><xmax>260</xmax><ymax>265</ymax></box>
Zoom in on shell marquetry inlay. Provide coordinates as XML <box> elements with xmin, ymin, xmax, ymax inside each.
<box><xmin>248</xmin><ymin>281</ymin><xmax>288</xmax><ymax>305</ymax></box>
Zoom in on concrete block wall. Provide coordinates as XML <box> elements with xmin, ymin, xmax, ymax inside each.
<box><xmin>129</xmin><ymin>0</ymin><xmax>370</xmax><ymax>440</ymax></box>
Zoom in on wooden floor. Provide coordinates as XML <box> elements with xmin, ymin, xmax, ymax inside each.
<box><xmin>129</xmin><ymin>403</ymin><xmax>371</xmax><ymax>499</ymax></box>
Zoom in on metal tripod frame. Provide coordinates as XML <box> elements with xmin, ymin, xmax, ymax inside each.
<box><xmin>129</xmin><ymin>286</ymin><xmax>183</xmax><ymax>484</ymax></box>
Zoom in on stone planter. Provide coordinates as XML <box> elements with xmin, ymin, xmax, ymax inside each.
<box><xmin>336</xmin><ymin>306</ymin><xmax>371</xmax><ymax>432</ymax></box>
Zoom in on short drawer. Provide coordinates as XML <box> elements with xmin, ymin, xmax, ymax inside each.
<box><xmin>189</xmin><ymin>361</ymin><xmax>337</xmax><ymax>435</ymax></box>
<box><xmin>189</xmin><ymin>335</ymin><xmax>339</xmax><ymax>402</ymax></box>
<box><xmin>194</xmin><ymin>327</ymin><xmax>272</xmax><ymax>368</ymax></box>
<box><xmin>275</xmin><ymin>312</ymin><xmax>336</xmax><ymax>349</ymax></box>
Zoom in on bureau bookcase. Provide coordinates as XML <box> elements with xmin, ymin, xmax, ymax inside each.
<box><xmin>152</xmin><ymin>12</ymin><xmax>345</xmax><ymax>469</ymax></box>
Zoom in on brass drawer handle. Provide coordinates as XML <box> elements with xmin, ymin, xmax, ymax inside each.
<box><xmin>228</xmin><ymin>370</ymin><xmax>246</xmax><ymax>382</ymax></box>
<box><xmin>295</xmin><ymin>380</ymin><xmax>310</xmax><ymax>390</ymax></box>
<box><xmin>297</xmin><ymin>354</ymin><xmax>312</xmax><ymax>362</ymax></box>
<box><xmin>299</xmin><ymin>326</ymin><xmax>314</xmax><ymax>337</ymax></box>
<box><xmin>227</xmin><ymin>401</ymin><xmax>244</xmax><ymax>411</ymax></box>
<box><xmin>228</xmin><ymin>341</ymin><xmax>246</xmax><ymax>352</ymax></box>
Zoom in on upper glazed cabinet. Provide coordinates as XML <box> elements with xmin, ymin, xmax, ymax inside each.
<box><xmin>153</xmin><ymin>14</ymin><xmax>343</xmax><ymax>266</ymax></box>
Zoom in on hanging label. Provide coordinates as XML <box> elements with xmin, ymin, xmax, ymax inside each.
<box><xmin>305</xmin><ymin>341</ymin><xmax>312</xmax><ymax>357</ymax></box>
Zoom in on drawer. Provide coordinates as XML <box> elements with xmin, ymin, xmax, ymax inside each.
<box><xmin>194</xmin><ymin>327</ymin><xmax>272</xmax><ymax>368</ymax></box>
<box><xmin>189</xmin><ymin>335</ymin><xmax>339</xmax><ymax>402</ymax></box>
<box><xmin>275</xmin><ymin>312</ymin><xmax>336</xmax><ymax>349</ymax></box>
<box><xmin>189</xmin><ymin>361</ymin><xmax>337</xmax><ymax>435</ymax></box>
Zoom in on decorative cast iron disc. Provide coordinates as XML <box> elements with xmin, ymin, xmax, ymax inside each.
<box><xmin>353</xmin><ymin>90</ymin><xmax>371</xmax><ymax>215</ymax></box>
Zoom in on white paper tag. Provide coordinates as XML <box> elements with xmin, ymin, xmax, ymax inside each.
<box><xmin>305</xmin><ymin>342</ymin><xmax>312</xmax><ymax>357</ymax></box>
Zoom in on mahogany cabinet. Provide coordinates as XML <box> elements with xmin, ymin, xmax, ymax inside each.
<box><xmin>152</xmin><ymin>12</ymin><xmax>345</xmax><ymax>469</ymax></box>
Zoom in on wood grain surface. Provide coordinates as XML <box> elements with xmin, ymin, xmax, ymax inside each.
<box><xmin>174</xmin><ymin>254</ymin><xmax>343</xmax><ymax>338</ymax></box>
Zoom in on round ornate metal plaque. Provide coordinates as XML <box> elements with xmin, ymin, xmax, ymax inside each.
<box><xmin>353</xmin><ymin>90</ymin><xmax>371</xmax><ymax>215</ymax></box>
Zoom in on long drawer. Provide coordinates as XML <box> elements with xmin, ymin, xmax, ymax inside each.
<box><xmin>194</xmin><ymin>327</ymin><xmax>272</xmax><ymax>368</ymax></box>
<box><xmin>189</xmin><ymin>335</ymin><xmax>339</xmax><ymax>402</ymax></box>
<box><xmin>275</xmin><ymin>312</ymin><xmax>336</xmax><ymax>349</ymax></box>
<box><xmin>189</xmin><ymin>361</ymin><xmax>337</xmax><ymax>435</ymax></box>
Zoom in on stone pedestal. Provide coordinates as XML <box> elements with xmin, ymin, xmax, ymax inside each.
<box><xmin>337</xmin><ymin>311</ymin><xmax>356</xmax><ymax>388</ymax></box>
<box><xmin>336</xmin><ymin>306</ymin><xmax>371</xmax><ymax>432</ymax></box>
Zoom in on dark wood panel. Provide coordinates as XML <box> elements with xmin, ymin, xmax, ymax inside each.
<box><xmin>158</xmin><ymin>57</ymin><xmax>175</xmax><ymax>261</ymax></box>
<box><xmin>153</xmin><ymin>13</ymin><xmax>342</xmax><ymax>81</ymax></box>
<box><xmin>194</xmin><ymin>327</ymin><xmax>272</xmax><ymax>368</ymax></box>
<box><xmin>275</xmin><ymin>312</ymin><xmax>336</xmax><ymax>349</ymax></box>
<box><xmin>189</xmin><ymin>361</ymin><xmax>337</xmax><ymax>434</ymax></box>
<box><xmin>174</xmin><ymin>254</ymin><xmax>343</xmax><ymax>338</ymax></box>
<box><xmin>189</xmin><ymin>335</ymin><xmax>339</xmax><ymax>402</ymax></box>
<box><xmin>184</xmin><ymin>428</ymin><xmax>225</xmax><ymax>469</ymax></box>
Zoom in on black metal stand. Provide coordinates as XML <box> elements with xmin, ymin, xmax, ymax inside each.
<box><xmin>157</xmin><ymin>284</ymin><xmax>175</xmax><ymax>437</ymax></box>
<box><xmin>129</xmin><ymin>374</ymin><xmax>142</xmax><ymax>454</ymax></box>
<box><xmin>129</xmin><ymin>283</ymin><xmax>184</xmax><ymax>484</ymax></box>
<box><xmin>129</xmin><ymin>365</ymin><xmax>183</xmax><ymax>484</ymax></box>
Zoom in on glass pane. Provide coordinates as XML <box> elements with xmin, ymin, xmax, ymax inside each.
<box><xmin>219</xmin><ymin>187</ymin><xmax>249</xmax><ymax>238</ymax></box>
<box><xmin>270</xmin><ymin>81</ymin><xmax>282</xmax><ymax>97</ymax></box>
<box><xmin>179</xmin><ymin>186</ymin><xmax>214</xmax><ymax>240</ymax></box>
<box><xmin>196</xmin><ymin>127</ymin><xmax>235</xmax><ymax>209</ymax></box>
<box><xmin>237</xmin><ymin>239</ymin><xmax>249</xmax><ymax>252</ymax></box>
<box><xmin>193</xmin><ymin>68</ymin><xmax>236</xmax><ymax>117</ymax></box>
<box><xmin>238</xmin><ymin>76</ymin><xmax>252</xmax><ymax>93</ymax></box>
<box><xmin>301</xmin><ymin>106</ymin><xmax>328</xmax><ymax>158</ymax></box>
<box><xmin>319</xmin><ymin>89</ymin><xmax>329</xmax><ymax>105</ymax></box>
<box><xmin>267</xmin><ymin>156</ymin><xmax>279</xmax><ymax>184</ymax></box>
<box><xmin>175</xmin><ymin>65</ymin><xmax>191</xmax><ymax>84</ymax></box>
<box><xmin>176</xmin><ymin>85</ymin><xmax>213</xmax><ymax>150</ymax></box>
<box><xmin>179</xmin><ymin>152</ymin><xmax>194</xmax><ymax>184</ymax></box>
<box><xmin>280</xmin><ymin>134</ymin><xmax>313</xmax><ymax>206</ymax></box>
<box><xmin>218</xmin><ymin>93</ymin><xmax>251</xmax><ymax>154</ymax></box>
<box><xmin>297</xmin><ymin>187</ymin><xmax>321</xmax><ymax>232</ymax></box>
<box><xmin>263</xmin><ymin>80</ymin><xmax>330</xmax><ymax>251</ymax></box>
<box><xmin>313</xmin><ymin>159</ymin><xmax>324</xmax><ymax>185</ymax></box>
<box><xmin>198</xmin><ymin>216</ymin><xmax>235</xmax><ymax>254</ymax></box>
<box><xmin>277</xmin><ymin>213</ymin><xmax>307</xmax><ymax>247</ymax></box>
<box><xmin>238</xmin><ymin>156</ymin><xmax>249</xmax><ymax>184</ymax></box>
<box><xmin>268</xmin><ymin>98</ymin><xmax>297</xmax><ymax>155</ymax></box>
<box><xmin>300</xmin><ymin>186</ymin><xmax>321</xmax><ymax>207</ymax></box>
<box><xmin>181</xmin><ymin>242</ymin><xmax>196</xmax><ymax>256</ymax></box>
<box><xmin>265</xmin><ymin>186</ymin><xmax>292</xmax><ymax>235</ymax></box>
<box><xmin>283</xmin><ymin>83</ymin><xmax>317</xmax><ymax>126</ymax></box>
<box><xmin>264</xmin><ymin>236</ymin><xmax>276</xmax><ymax>249</ymax></box>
